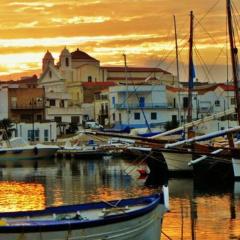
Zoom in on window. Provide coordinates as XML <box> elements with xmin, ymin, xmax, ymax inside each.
<box><xmin>88</xmin><ymin>76</ymin><xmax>92</xmax><ymax>82</ymax></box>
<box><xmin>139</xmin><ymin>97</ymin><xmax>145</xmax><ymax>108</ymax></box>
<box><xmin>119</xmin><ymin>113</ymin><xmax>122</xmax><ymax>123</ymax></box>
<box><xmin>71</xmin><ymin>116</ymin><xmax>80</xmax><ymax>124</ymax></box>
<box><xmin>112</xmin><ymin>113</ymin><xmax>115</xmax><ymax>121</ymax></box>
<box><xmin>215</xmin><ymin>100</ymin><xmax>220</xmax><ymax>107</ymax></box>
<box><xmin>134</xmin><ymin>112</ymin><xmax>140</xmax><ymax>120</ymax></box>
<box><xmin>35</xmin><ymin>130</ymin><xmax>40</xmax><ymax>141</ymax></box>
<box><xmin>60</xmin><ymin>100</ymin><xmax>65</xmax><ymax>108</ymax></box>
<box><xmin>54</xmin><ymin>116</ymin><xmax>62</xmax><ymax>122</ymax></box>
<box><xmin>11</xmin><ymin>97</ymin><xmax>17</xmax><ymax>108</ymax></box>
<box><xmin>105</xmin><ymin>103</ymin><xmax>108</xmax><ymax>115</ymax></box>
<box><xmin>36</xmin><ymin>115</ymin><xmax>42</xmax><ymax>121</ymax></box>
<box><xmin>101</xmin><ymin>104</ymin><xmax>104</xmax><ymax>114</ymax></box>
<box><xmin>112</xmin><ymin>97</ymin><xmax>115</xmax><ymax>106</ymax></box>
<box><xmin>28</xmin><ymin>130</ymin><xmax>39</xmax><ymax>141</ymax></box>
<box><xmin>65</xmin><ymin>57</ymin><xmax>69</xmax><ymax>67</ymax></box>
<box><xmin>231</xmin><ymin>98</ymin><xmax>236</xmax><ymax>105</ymax></box>
<box><xmin>49</xmin><ymin>99</ymin><xmax>56</xmax><ymax>106</ymax></box>
<box><xmin>28</xmin><ymin>130</ymin><xmax>32</xmax><ymax>141</ymax></box>
<box><xmin>49</xmin><ymin>71</ymin><xmax>52</xmax><ymax>78</ymax></box>
<box><xmin>151</xmin><ymin>112</ymin><xmax>157</xmax><ymax>120</ymax></box>
<box><xmin>21</xmin><ymin>114</ymin><xmax>32</xmax><ymax>121</ymax></box>
<box><xmin>173</xmin><ymin>98</ymin><xmax>176</xmax><ymax>108</ymax></box>
<box><xmin>183</xmin><ymin>97</ymin><xmax>189</xmax><ymax>108</ymax></box>
<box><xmin>44</xmin><ymin>129</ymin><xmax>49</xmax><ymax>142</ymax></box>
<box><xmin>172</xmin><ymin>115</ymin><xmax>177</xmax><ymax>122</ymax></box>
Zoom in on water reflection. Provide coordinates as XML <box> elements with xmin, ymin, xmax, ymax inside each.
<box><xmin>0</xmin><ymin>181</ymin><xmax>45</xmax><ymax>212</ymax></box>
<box><xmin>162</xmin><ymin>180</ymin><xmax>240</xmax><ymax>240</ymax></box>
<box><xmin>0</xmin><ymin>157</ymin><xmax>155</xmax><ymax>209</ymax></box>
<box><xmin>0</xmin><ymin>157</ymin><xmax>240</xmax><ymax>239</ymax></box>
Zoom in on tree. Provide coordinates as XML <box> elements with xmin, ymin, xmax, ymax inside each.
<box><xmin>0</xmin><ymin>118</ymin><xmax>14</xmax><ymax>140</ymax></box>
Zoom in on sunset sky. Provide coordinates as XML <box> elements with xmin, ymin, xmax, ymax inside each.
<box><xmin>0</xmin><ymin>0</ymin><xmax>238</xmax><ymax>82</ymax></box>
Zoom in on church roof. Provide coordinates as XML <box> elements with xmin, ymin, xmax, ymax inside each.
<box><xmin>60</xmin><ymin>47</ymin><xmax>70</xmax><ymax>57</ymax></box>
<box><xmin>102</xmin><ymin>66</ymin><xmax>171</xmax><ymax>74</ymax></box>
<box><xmin>43</xmin><ymin>50</ymin><xmax>54</xmax><ymax>60</ymax></box>
<box><xmin>71</xmin><ymin>48</ymin><xmax>99</xmax><ymax>62</ymax></box>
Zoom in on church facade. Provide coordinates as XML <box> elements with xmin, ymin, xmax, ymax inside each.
<box><xmin>38</xmin><ymin>47</ymin><xmax>175</xmax><ymax>105</ymax></box>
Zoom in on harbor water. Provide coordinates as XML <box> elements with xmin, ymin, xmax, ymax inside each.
<box><xmin>0</xmin><ymin>157</ymin><xmax>239</xmax><ymax>239</ymax></box>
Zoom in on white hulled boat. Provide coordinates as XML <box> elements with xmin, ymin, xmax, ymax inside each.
<box><xmin>0</xmin><ymin>137</ymin><xmax>59</xmax><ymax>160</ymax></box>
<box><xmin>0</xmin><ymin>187</ymin><xmax>169</xmax><ymax>240</ymax></box>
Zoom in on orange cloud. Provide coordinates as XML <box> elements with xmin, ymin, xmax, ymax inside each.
<box><xmin>0</xmin><ymin>0</ymin><xmax>234</xmax><ymax>82</ymax></box>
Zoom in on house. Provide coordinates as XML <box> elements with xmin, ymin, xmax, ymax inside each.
<box><xmin>0</xmin><ymin>86</ymin><xmax>57</xmax><ymax>142</ymax></box>
<box><xmin>109</xmin><ymin>84</ymin><xmax>178</xmax><ymax>128</ymax></box>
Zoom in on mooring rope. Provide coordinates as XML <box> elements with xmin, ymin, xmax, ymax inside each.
<box><xmin>161</xmin><ymin>230</ymin><xmax>173</xmax><ymax>240</ymax></box>
<box><xmin>124</xmin><ymin>151</ymin><xmax>153</xmax><ymax>175</ymax></box>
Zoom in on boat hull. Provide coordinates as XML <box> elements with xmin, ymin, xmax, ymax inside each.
<box><xmin>0</xmin><ymin>194</ymin><xmax>166</xmax><ymax>240</ymax></box>
<box><xmin>192</xmin><ymin>157</ymin><xmax>234</xmax><ymax>183</ymax></box>
<box><xmin>0</xmin><ymin>205</ymin><xmax>165</xmax><ymax>240</ymax></box>
<box><xmin>0</xmin><ymin>146</ymin><xmax>59</xmax><ymax>160</ymax></box>
<box><xmin>161</xmin><ymin>151</ymin><xmax>193</xmax><ymax>172</ymax></box>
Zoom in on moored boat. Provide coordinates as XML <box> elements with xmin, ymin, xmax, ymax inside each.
<box><xmin>0</xmin><ymin>137</ymin><xmax>59</xmax><ymax>160</ymax></box>
<box><xmin>0</xmin><ymin>189</ymin><xmax>169</xmax><ymax>240</ymax></box>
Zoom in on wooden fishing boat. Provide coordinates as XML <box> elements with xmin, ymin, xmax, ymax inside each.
<box><xmin>0</xmin><ymin>190</ymin><xmax>169</xmax><ymax>240</ymax></box>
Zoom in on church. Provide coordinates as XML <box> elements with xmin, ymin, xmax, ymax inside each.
<box><xmin>38</xmin><ymin>47</ymin><xmax>175</xmax><ymax>105</ymax></box>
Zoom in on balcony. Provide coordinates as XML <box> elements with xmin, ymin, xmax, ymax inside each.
<box><xmin>11</xmin><ymin>103</ymin><xmax>44</xmax><ymax>110</ymax></box>
<box><xmin>99</xmin><ymin>109</ymin><xmax>109</xmax><ymax>115</ymax></box>
<box><xmin>46</xmin><ymin>107</ymin><xmax>83</xmax><ymax>116</ymax></box>
<box><xmin>115</xmin><ymin>103</ymin><xmax>174</xmax><ymax>110</ymax></box>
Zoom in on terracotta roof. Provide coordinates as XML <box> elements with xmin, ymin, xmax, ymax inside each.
<box><xmin>0</xmin><ymin>75</ymin><xmax>38</xmax><ymax>85</ymax></box>
<box><xmin>167</xmin><ymin>83</ymin><xmax>235</xmax><ymax>94</ymax></box>
<box><xmin>107</xmin><ymin>77</ymin><xmax>159</xmax><ymax>81</ymax></box>
<box><xmin>81</xmin><ymin>81</ymin><xmax>116</xmax><ymax>88</ymax></box>
<box><xmin>218</xmin><ymin>83</ymin><xmax>235</xmax><ymax>91</ymax></box>
<box><xmin>71</xmin><ymin>48</ymin><xmax>99</xmax><ymax>62</ymax></box>
<box><xmin>166</xmin><ymin>85</ymin><xmax>188</xmax><ymax>92</ymax></box>
<box><xmin>102</xmin><ymin>66</ymin><xmax>171</xmax><ymax>74</ymax></box>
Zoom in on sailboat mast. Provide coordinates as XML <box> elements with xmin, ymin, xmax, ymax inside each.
<box><xmin>173</xmin><ymin>15</ymin><xmax>182</xmax><ymax>126</ymax></box>
<box><xmin>123</xmin><ymin>53</ymin><xmax>130</xmax><ymax>125</ymax></box>
<box><xmin>187</xmin><ymin>11</ymin><xmax>194</xmax><ymax>123</ymax></box>
<box><xmin>227</xmin><ymin>0</ymin><xmax>240</xmax><ymax>125</ymax></box>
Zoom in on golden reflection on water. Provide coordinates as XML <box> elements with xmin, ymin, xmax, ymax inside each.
<box><xmin>0</xmin><ymin>181</ymin><xmax>45</xmax><ymax>212</ymax></box>
<box><xmin>88</xmin><ymin>186</ymin><xmax>157</xmax><ymax>202</ymax></box>
<box><xmin>162</xmin><ymin>194</ymin><xmax>240</xmax><ymax>240</ymax></box>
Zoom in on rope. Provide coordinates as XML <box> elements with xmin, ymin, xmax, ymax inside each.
<box><xmin>161</xmin><ymin>230</ymin><xmax>173</xmax><ymax>240</ymax></box>
<box><xmin>124</xmin><ymin>151</ymin><xmax>153</xmax><ymax>175</ymax></box>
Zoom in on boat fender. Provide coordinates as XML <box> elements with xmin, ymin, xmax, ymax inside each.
<box><xmin>34</xmin><ymin>146</ymin><xmax>38</xmax><ymax>155</ymax></box>
<box><xmin>0</xmin><ymin>219</ymin><xmax>8</xmax><ymax>226</ymax></box>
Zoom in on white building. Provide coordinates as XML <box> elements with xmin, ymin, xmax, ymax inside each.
<box><xmin>13</xmin><ymin>122</ymin><xmax>57</xmax><ymax>143</ymax></box>
<box><xmin>45</xmin><ymin>92</ymin><xmax>83</xmax><ymax>124</ymax></box>
<box><xmin>109</xmin><ymin>84</ymin><xmax>178</xmax><ymax>128</ymax></box>
<box><xmin>0</xmin><ymin>87</ymin><xmax>8</xmax><ymax>120</ymax></box>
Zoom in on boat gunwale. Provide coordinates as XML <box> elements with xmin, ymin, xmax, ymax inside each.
<box><xmin>0</xmin><ymin>194</ymin><xmax>163</xmax><ymax>233</ymax></box>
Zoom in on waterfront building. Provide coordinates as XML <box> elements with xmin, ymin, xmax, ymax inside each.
<box><xmin>13</xmin><ymin>122</ymin><xmax>57</xmax><ymax>142</ymax></box>
<box><xmin>0</xmin><ymin>85</ymin><xmax>57</xmax><ymax>142</ymax></box>
<box><xmin>109</xmin><ymin>84</ymin><xmax>179</xmax><ymax>128</ymax></box>
<box><xmin>108</xmin><ymin>82</ymin><xmax>237</xmax><ymax>132</ymax></box>
<box><xmin>38</xmin><ymin>48</ymin><xmax>176</xmax><ymax>123</ymax></box>
<box><xmin>93</xmin><ymin>89</ymin><xmax>110</xmax><ymax>126</ymax></box>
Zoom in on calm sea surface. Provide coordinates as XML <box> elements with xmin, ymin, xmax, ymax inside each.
<box><xmin>0</xmin><ymin>157</ymin><xmax>239</xmax><ymax>240</ymax></box>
